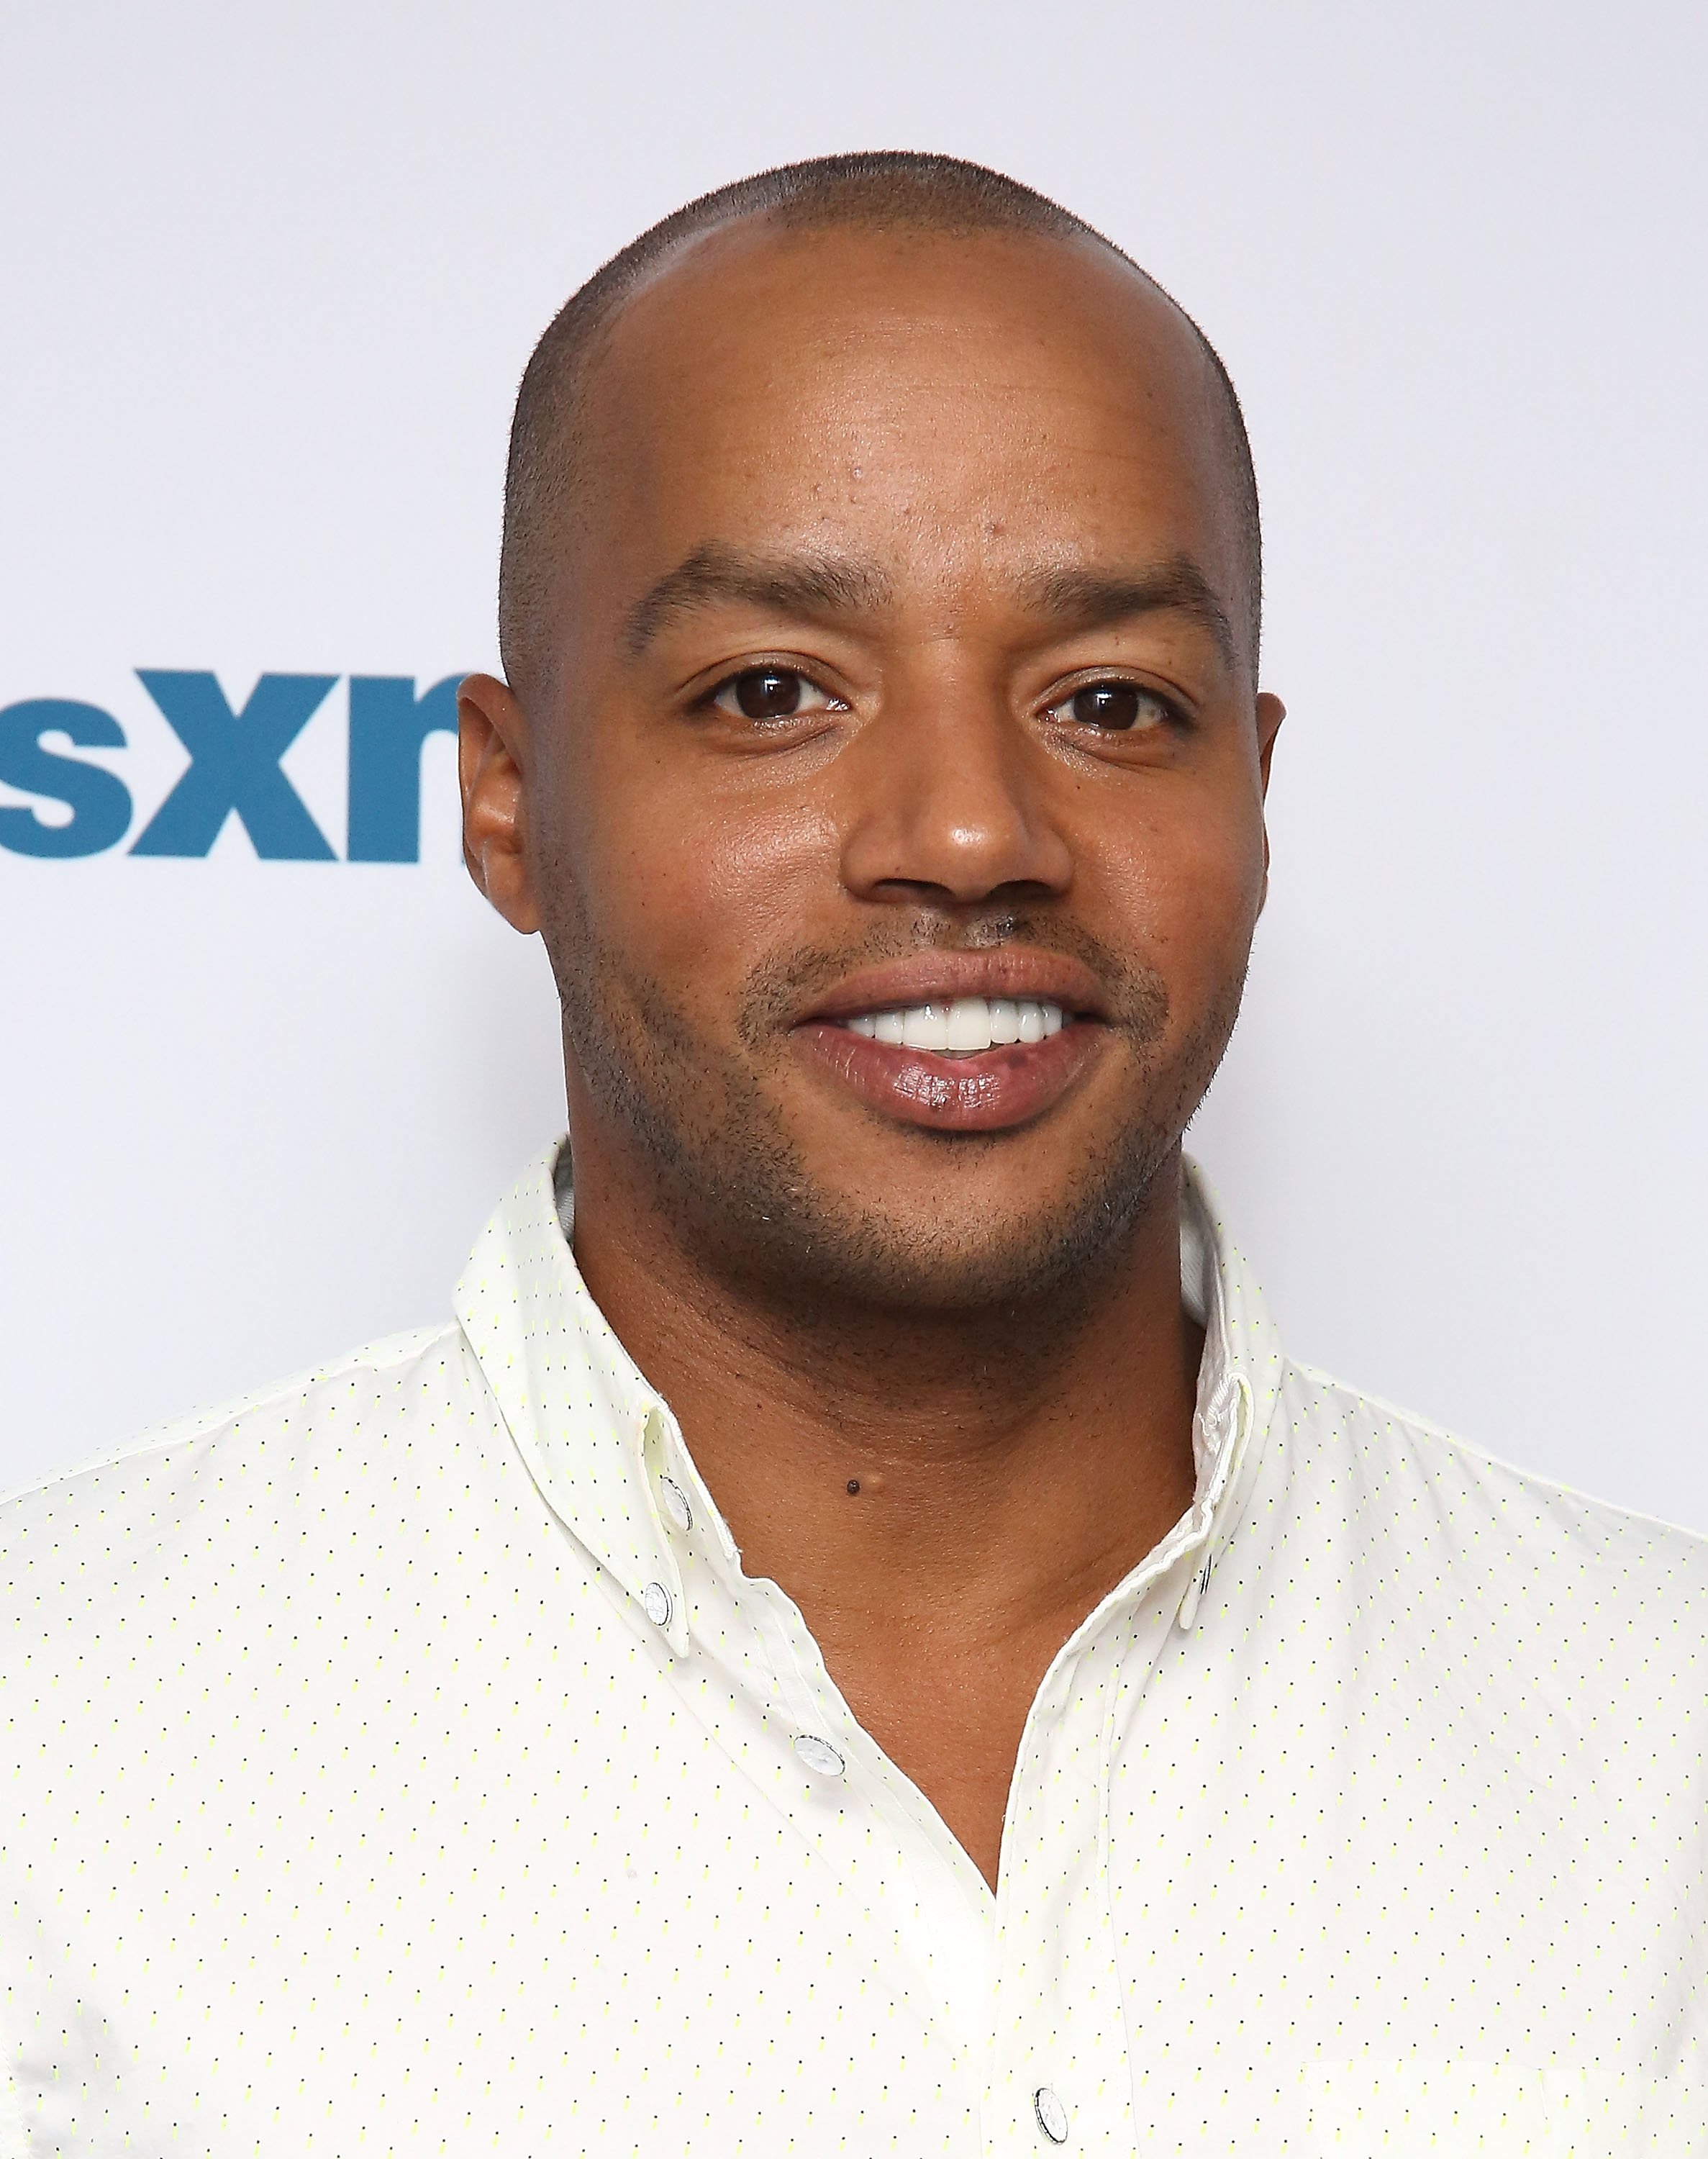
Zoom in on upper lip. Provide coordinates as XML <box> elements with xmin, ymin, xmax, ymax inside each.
<box><xmin>802</xmin><ymin>949</ymin><xmax>1111</xmax><ymax>1024</ymax></box>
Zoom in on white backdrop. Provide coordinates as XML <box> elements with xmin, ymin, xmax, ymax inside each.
<box><xmin>4</xmin><ymin>1</ymin><xmax>1705</xmax><ymax>1528</ymax></box>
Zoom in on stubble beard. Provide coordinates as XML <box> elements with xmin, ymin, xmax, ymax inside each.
<box><xmin>550</xmin><ymin>908</ymin><xmax>1247</xmax><ymax>1323</ymax></box>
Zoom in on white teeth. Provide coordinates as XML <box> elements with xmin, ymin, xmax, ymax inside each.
<box><xmin>945</xmin><ymin>996</ymin><xmax>989</xmax><ymax>1053</ymax></box>
<box><xmin>841</xmin><ymin>995</ymin><xmax>1067</xmax><ymax>1055</ymax></box>
<box><xmin>900</xmin><ymin>1002</ymin><xmax>950</xmax><ymax>1051</ymax></box>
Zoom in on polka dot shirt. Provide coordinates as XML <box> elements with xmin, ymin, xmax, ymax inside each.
<box><xmin>2</xmin><ymin>1145</ymin><xmax>1704</xmax><ymax>2153</ymax></box>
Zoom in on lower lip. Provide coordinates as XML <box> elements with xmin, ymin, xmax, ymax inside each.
<box><xmin>792</xmin><ymin>1020</ymin><xmax>1104</xmax><ymax>1133</ymax></box>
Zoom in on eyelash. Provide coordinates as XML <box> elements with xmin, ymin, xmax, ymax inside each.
<box><xmin>698</xmin><ymin>664</ymin><xmax>846</xmax><ymax>724</ymax></box>
<box><xmin>1042</xmin><ymin>679</ymin><xmax>1191</xmax><ymax>734</ymax></box>
<box><xmin>695</xmin><ymin>665</ymin><xmax>1191</xmax><ymax>734</ymax></box>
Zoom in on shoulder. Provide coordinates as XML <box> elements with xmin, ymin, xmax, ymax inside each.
<box><xmin>0</xmin><ymin>1322</ymin><xmax>481</xmax><ymax>1602</ymax></box>
<box><xmin>1275</xmin><ymin>1354</ymin><xmax>1708</xmax><ymax>1621</ymax></box>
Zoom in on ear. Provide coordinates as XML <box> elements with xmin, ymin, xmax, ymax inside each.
<box><xmin>458</xmin><ymin>673</ymin><xmax>541</xmax><ymax>933</ymax></box>
<box><xmin>1253</xmin><ymin>691</ymin><xmax>1285</xmax><ymax>911</ymax></box>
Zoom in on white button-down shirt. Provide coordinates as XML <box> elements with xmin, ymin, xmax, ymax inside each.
<box><xmin>3</xmin><ymin>1146</ymin><xmax>1704</xmax><ymax>2154</ymax></box>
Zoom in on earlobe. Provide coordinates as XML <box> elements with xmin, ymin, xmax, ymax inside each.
<box><xmin>458</xmin><ymin>672</ymin><xmax>542</xmax><ymax>934</ymax></box>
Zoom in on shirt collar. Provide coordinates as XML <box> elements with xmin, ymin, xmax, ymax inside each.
<box><xmin>453</xmin><ymin>1138</ymin><xmax>691</xmax><ymax>1650</ymax></box>
<box><xmin>1174</xmin><ymin>1157</ymin><xmax>1284</xmax><ymax>1624</ymax></box>
<box><xmin>454</xmin><ymin>1141</ymin><xmax>1284</xmax><ymax>1643</ymax></box>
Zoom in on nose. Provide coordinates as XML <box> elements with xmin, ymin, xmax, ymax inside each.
<box><xmin>837</xmin><ymin>664</ymin><xmax>1073</xmax><ymax>910</ymax></box>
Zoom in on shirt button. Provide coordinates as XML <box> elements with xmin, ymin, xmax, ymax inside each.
<box><xmin>1034</xmin><ymin>2086</ymin><xmax>1070</xmax><ymax>2144</ymax></box>
<box><xmin>640</xmin><ymin>1581</ymin><xmax>673</xmax><ymax>1628</ymax></box>
<box><xmin>659</xmin><ymin>1477</ymin><xmax>693</xmax><ymax>1531</ymax></box>
<box><xmin>793</xmin><ymin>1733</ymin><xmax>845</xmax><ymax>1778</ymax></box>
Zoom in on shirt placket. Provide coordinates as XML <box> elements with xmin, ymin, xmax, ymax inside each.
<box><xmin>984</xmin><ymin>1598</ymin><xmax>1171</xmax><ymax>2155</ymax></box>
<box><xmin>978</xmin><ymin>1363</ymin><xmax>1250</xmax><ymax>2155</ymax></box>
<box><xmin>641</xmin><ymin>1398</ymin><xmax>1000</xmax><ymax>2078</ymax></box>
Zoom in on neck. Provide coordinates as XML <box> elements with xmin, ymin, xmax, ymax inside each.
<box><xmin>564</xmin><ymin>1112</ymin><xmax>1202</xmax><ymax>1888</ymax></box>
<box><xmin>567</xmin><ymin>1134</ymin><xmax>1202</xmax><ymax>1630</ymax></box>
<box><xmin>568</xmin><ymin>1123</ymin><xmax>1202</xmax><ymax>1888</ymax></box>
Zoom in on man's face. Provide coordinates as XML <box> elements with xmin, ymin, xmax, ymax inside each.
<box><xmin>485</xmin><ymin>221</ymin><xmax>1281</xmax><ymax>1310</ymax></box>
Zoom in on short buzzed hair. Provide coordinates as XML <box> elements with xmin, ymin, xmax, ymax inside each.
<box><xmin>499</xmin><ymin>151</ymin><xmax>1262</xmax><ymax>700</ymax></box>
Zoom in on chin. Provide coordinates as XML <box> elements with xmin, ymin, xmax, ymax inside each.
<box><xmin>706</xmin><ymin>1149</ymin><xmax>1176</xmax><ymax>1317</ymax></box>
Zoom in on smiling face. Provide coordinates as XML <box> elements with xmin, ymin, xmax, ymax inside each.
<box><xmin>465</xmin><ymin>217</ymin><xmax>1281</xmax><ymax>1312</ymax></box>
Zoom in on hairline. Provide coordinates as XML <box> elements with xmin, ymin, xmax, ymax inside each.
<box><xmin>499</xmin><ymin>160</ymin><xmax>1263</xmax><ymax>701</ymax></box>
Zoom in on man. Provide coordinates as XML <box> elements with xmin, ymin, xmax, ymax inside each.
<box><xmin>3</xmin><ymin>153</ymin><xmax>1703</xmax><ymax>2155</ymax></box>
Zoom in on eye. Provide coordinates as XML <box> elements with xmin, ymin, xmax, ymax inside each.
<box><xmin>1048</xmin><ymin>681</ymin><xmax>1178</xmax><ymax>733</ymax></box>
<box><xmin>709</xmin><ymin>667</ymin><xmax>844</xmax><ymax>722</ymax></box>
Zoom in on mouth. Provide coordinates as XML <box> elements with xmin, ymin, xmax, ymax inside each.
<box><xmin>792</xmin><ymin>958</ymin><xmax>1110</xmax><ymax>1133</ymax></box>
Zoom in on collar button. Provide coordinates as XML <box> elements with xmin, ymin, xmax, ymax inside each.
<box><xmin>1034</xmin><ymin>2086</ymin><xmax>1070</xmax><ymax>2143</ymax></box>
<box><xmin>792</xmin><ymin>1733</ymin><xmax>845</xmax><ymax>1779</ymax></box>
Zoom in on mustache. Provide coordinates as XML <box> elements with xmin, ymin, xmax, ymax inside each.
<box><xmin>735</xmin><ymin>913</ymin><xmax>1169</xmax><ymax>1045</ymax></box>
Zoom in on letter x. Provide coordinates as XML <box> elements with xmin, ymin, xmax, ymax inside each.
<box><xmin>130</xmin><ymin>671</ymin><xmax>338</xmax><ymax>859</ymax></box>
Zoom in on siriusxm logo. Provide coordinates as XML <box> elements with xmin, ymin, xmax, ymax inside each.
<box><xmin>0</xmin><ymin>672</ymin><xmax>463</xmax><ymax>861</ymax></box>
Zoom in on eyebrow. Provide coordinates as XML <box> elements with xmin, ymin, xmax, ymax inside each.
<box><xmin>1019</xmin><ymin>557</ymin><xmax>1238</xmax><ymax>669</ymax></box>
<box><xmin>623</xmin><ymin>543</ymin><xmax>893</xmax><ymax>656</ymax></box>
<box><xmin>622</xmin><ymin>540</ymin><xmax>1239</xmax><ymax>671</ymax></box>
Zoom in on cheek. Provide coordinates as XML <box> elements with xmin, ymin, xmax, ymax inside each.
<box><xmin>1090</xmin><ymin>786</ymin><xmax>1267</xmax><ymax>992</ymax></box>
<box><xmin>561</xmin><ymin>736</ymin><xmax>838</xmax><ymax>1001</ymax></box>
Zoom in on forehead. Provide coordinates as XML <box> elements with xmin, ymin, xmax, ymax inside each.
<box><xmin>571</xmin><ymin>219</ymin><xmax>1243</xmax><ymax>622</ymax></box>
